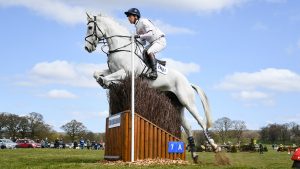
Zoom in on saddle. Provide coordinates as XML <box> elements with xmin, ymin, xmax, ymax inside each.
<box><xmin>157</xmin><ymin>59</ymin><xmax>166</xmax><ymax>66</ymax></box>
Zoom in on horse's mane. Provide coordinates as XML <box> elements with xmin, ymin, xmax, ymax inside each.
<box><xmin>97</xmin><ymin>14</ymin><xmax>130</xmax><ymax>35</ymax></box>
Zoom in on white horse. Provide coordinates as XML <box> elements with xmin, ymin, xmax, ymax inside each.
<box><xmin>84</xmin><ymin>13</ymin><xmax>220</xmax><ymax>160</ymax></box>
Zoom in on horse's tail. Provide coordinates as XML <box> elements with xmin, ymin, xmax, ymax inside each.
<box><xmin>191</xmin><ymin>84</ymin><xmax>212</xmax><ymax>129</ymax></box>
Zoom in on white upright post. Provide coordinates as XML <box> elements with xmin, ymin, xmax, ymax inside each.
<box><xmin>130</xmin><ymin>34</ymin><xmax>135</xmax><ymax>162</ymax></box>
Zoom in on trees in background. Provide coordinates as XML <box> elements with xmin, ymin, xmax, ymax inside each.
<box><xmin>260</xmin><ymin>122</ymin><xmax>300</xmax><ymax>144</ymax></box>
<box><xmin>0</xmin><ymin>112</ymin><xmax>55</xmax><ymax>140</ymax></box>
<box><xmin>213</xmin><ymin>117</ymin><xmax>233</xmax><ymax>144</ymax></box>
<box><xmin>61</xmin><ymin>120</ymin><xmax>87</xmax><ymax>142</ymax></box>
<box><xmin>193</xmin><ymin>117</ymin><xmax>300</xmax><ymax>146</ymax></box>
<box><xmin>0</xmin><ymin>112</ymin><xmax>104</xmax><ymax>143</ymax></box>
<box><xmin>193</xmin><ymin>117</ymin><xmax>248</xmax><ymax>147</ymax></box>
<box><xmin>232</xmin><ymin>120</ymin><xmax>247</xmax><ymax>144</ymax></box>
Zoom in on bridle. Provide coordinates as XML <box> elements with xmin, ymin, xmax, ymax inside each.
<box><xmin>85</xmin><ymin>16</ymin><xmax>144</xmax><ymax>55</ymax></box>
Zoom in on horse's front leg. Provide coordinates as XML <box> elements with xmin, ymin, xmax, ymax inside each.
<box><xmin>98</xmin><ymin>69</ymin><xmax>127</xmax><ymax>89</ymax></box>
<box><xmin>93</xmin><ymin>69</ymin><xmax>111</xmax><ymax>88</ymax></box>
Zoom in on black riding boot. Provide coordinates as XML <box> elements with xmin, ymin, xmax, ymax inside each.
<box><xmin>147</xmin><ymin>53</ymin><xmax>158</xmax><ymax>80</ymax></box>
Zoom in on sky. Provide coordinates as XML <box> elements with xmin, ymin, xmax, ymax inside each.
<box><xmin>0</xmin><ymin>0</ymin><xmax>299</xmax><ymax>133</ymax></box>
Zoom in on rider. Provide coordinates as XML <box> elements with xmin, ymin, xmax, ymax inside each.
<box><xmin>125</xmin><ymin>8</ymin><xmax>166</xmax><ymax>80</ymax></box>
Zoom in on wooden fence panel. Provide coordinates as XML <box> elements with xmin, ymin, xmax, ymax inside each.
<box><xmin>105</xmin><ymin>111</ymin><xmax>185</xmax><ymax>161</ymax></box>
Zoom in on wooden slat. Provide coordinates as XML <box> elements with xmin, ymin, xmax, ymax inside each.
<box><xmin>149</xmin><ymin>125</ymin><xmax>153</xmax><ymax>159</ymax></box>
<box><xmin>165</xmin><ymin>133</ymin><xmax>169</xmax><ymax>159</ymax></box>
<box><xmin>112</xmin><ymin>127</ymin><xmax>115</xmax><ymax>155</ymax></box>
<box><xmin>134</xmin><ymin>116</ymin><xmax>139</xmax><ymax>160</ymax></box>
<box><xmin>182</xmin><ymin>142</ymin><xmax>186</xmax><ymax>160</ymax></box>
<box><xmin>128</xmin><ymin>113</ymin><xmax>132</xmax><ymax>161</ymax></box>
<box><xmin>169</xmin><ymin>135</ymin><xmax>173</xmax><ymax>160</ymax></box>
<box><xmin>144</xmin><ymin>122</ymin><xmax>149</xmax><ymax>159</ymax></box>
<box><xmin>153</xmin><ymin>127</ymin><xmax>157</xmax><ymax>158</ymax></box>
<box><xmin>123</xmin><ymin>113</ymin><xmax>129</xmax><ymax>161</ymax></box>
<box><xmin>157</xmin><ymin>129</ymin><xmax>161</xmax><ymax>158</ymax></box>
<box><xmin>161</xmin><ymin>131</ymin><xmax>165</xmax><ymax>158</ymax></box>
<box><xmin>108</xmin><ymin>128</ymin><xmax>111</xmax><ymax>156</ymax></box>
<box><xmin>118</xmin><ymin>127</ymin><xmax>122</xmax><ymax>157</ymax></box>
<box><xmin>140</xmin><ymin>119</ymin><xmax>145</xmax><ymax>159</ymax></box>
<box><xmin>105</xmin><ymin>118</ymin><xmax>108</xmax><ymax>156</ymax></box>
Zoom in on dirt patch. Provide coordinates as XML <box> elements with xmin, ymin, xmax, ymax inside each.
<box><xmin>214</xmin><ymin>152</ymin><xmax>231</xmax><ymax>165</ymax></box>
<box><xmin>99</xmin><ymin>159</ymin><xmax>190</xmax><ymax>166</ymax></box>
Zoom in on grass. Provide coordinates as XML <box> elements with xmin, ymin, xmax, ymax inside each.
<box><xmin>0</xmin><ymin>148</ymin><xmax>294</xmax><ymax>169</ymax></box>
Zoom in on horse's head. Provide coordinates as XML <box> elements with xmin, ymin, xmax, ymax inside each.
<box><xmin>84</xmin><ymin>13</ymin><xmax>106</xmax><ymax>53</ymax></box>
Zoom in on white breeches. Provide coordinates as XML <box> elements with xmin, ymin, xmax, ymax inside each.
<box><xmin>145</xmin><ymin>37</ymin><xmax>166</xmax><ymax>54</ymax></box>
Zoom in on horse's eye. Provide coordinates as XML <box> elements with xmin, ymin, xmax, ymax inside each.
<box><xmin>88</xmin><ymin>26</ymin><xmax>93</xmax><ymax>30</ymax></box>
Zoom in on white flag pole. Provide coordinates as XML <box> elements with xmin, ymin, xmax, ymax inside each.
<box><xmin>130</xmin><ymin>34</ymin><xmax>135</xmax><ymax>162</ymax></box>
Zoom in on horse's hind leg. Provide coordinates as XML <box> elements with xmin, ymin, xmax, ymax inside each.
<box><xmin>174</xmin><ymin>82</ymin><xmax>219</xmax><ymax>151</ymax></box>
<box><xmin>175</xmin><ymin>85</ymin><xmax>207</xmax><ymax>130</ymax></box>
<box><xmin>180</xmin><ymin>108</ymin><xmax>199</xmax><ymax>163</ymax></box>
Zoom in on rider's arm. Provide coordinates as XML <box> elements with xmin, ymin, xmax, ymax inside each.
<box><xmin>139</xmin><ymin>31</ymin><xmax>153</xmax><ymax>40</ymax></box>
<box><xmin>139</xmin><ymin>19</ymin><xmax>154</xmax><ymax>40</ymax></box>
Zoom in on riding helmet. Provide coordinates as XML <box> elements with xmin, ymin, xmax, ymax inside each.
<box><xmin>124</xmin><ymin>8</ymin><xmax>141</xmax><ymax>18</ymax></box>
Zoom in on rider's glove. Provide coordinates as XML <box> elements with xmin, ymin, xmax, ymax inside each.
<box><xmin>134</xmin><ymin>34</ymin><xmax>140</xmax><ymax>38</ymax></box>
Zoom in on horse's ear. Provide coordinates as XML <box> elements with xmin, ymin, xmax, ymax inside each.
<box><xmin>86</xmin><ymin>12</ymin><xmax>92</xmax><ymax>20</ymax></box>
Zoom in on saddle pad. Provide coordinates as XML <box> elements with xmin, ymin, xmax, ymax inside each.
<box><xmin>157</xmin><ymin>63</ymin><xmax>168</xmax><ymax>75</ymax></box>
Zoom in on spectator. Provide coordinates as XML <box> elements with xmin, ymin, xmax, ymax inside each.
<box><xmin>259</xmin><ymin>143</ymin><xmax>264</xmax><ymax>154</ymax></box>
<box><xmin>45</xmin><ymin>138</ymin><xmax>48</xmax><ymax>148</ymax></box>
<box><xmin>87</xmin><ymin>139</ymin><xmax>91</xmax><ymax>150</ymax></box>
<box><xmin>41</xmin><ymin>139</ymin><xmax>45</xmax><ymax>148</ymax></box>
<box><xmin>79</xmin><ymin>137</ymin><xmax>84</xmax><ymax>149</ymax></box>
<box><xmin>73</xmin><ymin>141</ymin><xmax>78</xmax><ymax>149</ymax></box>
<box><xmin>91</xmin><ymin>141</ymin><xmax>95</xmax><ymax>150</ymax></box>
<box><xmin>54</xmin><ymin>138</ymin><xmax>59</xmax><ymax>148</ymax></box>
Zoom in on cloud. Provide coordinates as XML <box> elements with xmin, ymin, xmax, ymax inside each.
<box><xmin>0</xmin><ymin>0</ymin><xmax>247</xmax><ymax>26</ymax></box>
<box><xmin>45</xmin><ymin>89</ymin><xmax>78</xmax><ymax>99</ymax></box>
<box><xmin>0</xmin><ymin>0</ymin><xmax>86</xmax><ymax>25</ymax></box>
<box><xmin>18</xmin><ymin>60</ymin><xmax>107</xmax><ymax>88</ymax></box>
<box><xmin>233</xmin><ymin>90</ymin><xmax>270</xmax><ymax>100</ymax></box>
<box><xmin>163</xmin><ymin>58</ymin><xmax>200</xmax><ymax>75</ymax></box>
<box><xmin>18</xmin><ymin>58</ymin><xmax>200</xmax><ymax>88</ymax></box>
<box><xmin>153</xmin><ymin>20</ymin><xmax>196</xmax><ymax>35</ymax></box>
<box><xmin>216</xmin><ymin>68</ymin><xmax>300</xmax><ymax>92</ymax></box>
<box><xmin>0</xmin><ymin>0</ymin><xmax>196</xmax><ymax>35</ymax></box>
<box><xmin>252</xmin><ymin>22</ymin><xmax>268</xmax><ymax>31</ymax></box>
<box><xmin>232</xmin><ymin>90</ymin><xmax>274</xmax><ymax>106</ymax></box>
<box><xmin>132</xmin><ymin>0</ymin><xmax>247</xmax><ymax>13</ymax></box>
<box><xmin>216</xmin><ymin>68</ymin><xmax>300</xmax><ymax>105</ymax></box>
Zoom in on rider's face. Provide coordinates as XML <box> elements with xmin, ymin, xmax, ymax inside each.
<box><xmin>127</xmin><ymin>15</ymin><xmax>137</xmax><ymax>24</ymax></box>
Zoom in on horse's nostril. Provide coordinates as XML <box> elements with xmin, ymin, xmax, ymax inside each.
<box><xmin>85</xmin><ymin>46</ymin><xmax>89</xmax><ymax>51</ymax></box>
